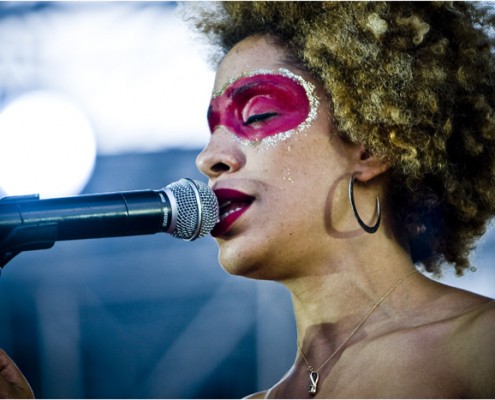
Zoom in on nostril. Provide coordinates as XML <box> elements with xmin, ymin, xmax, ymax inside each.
<box><xmin>211</xmin><ymin>162</ymin><xmax>231</xmax><ymax>173</ymax></box>
<box><xmin>195</xmin><ymin>133</ymin><xmax>245</xmax><ymax>177</ymax></box>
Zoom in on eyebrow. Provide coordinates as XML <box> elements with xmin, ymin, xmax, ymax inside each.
<box><xmin>229</xmin><ymin>81</ymin><xmax>260</xmax><ymax>98</ymax></box>
<box><xmin>212</xmin><ymin>68</ymin><xmax>311</xmax><ymax>101</ymax></box>
<box><xmin>224</xmin><ymin>74</ymin><xmax>294</xmax><ymax>101</ymax></box>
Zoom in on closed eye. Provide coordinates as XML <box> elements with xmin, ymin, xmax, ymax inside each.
<box><xmin>244</xmin><ymin>112</ymin><xmax>279</xmax><ymax>125</ymax></box>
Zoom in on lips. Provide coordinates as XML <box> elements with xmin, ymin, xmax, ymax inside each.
<box><xmin>212</xmin><ymin>188</ymin><xmax>254</xmax><ymax>237</ymax></box>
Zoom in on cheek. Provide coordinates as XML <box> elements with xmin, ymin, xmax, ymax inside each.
<box><xmin>276</xmin><ymin>132</ymin><xmax>340</xmax><ymax>185</ymax></box>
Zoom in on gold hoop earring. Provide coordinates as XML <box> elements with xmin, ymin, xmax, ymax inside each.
<box><xmin>348</xmin><ymin>173</ymin><xmax>381</xmax><ymax>234</ymax></box>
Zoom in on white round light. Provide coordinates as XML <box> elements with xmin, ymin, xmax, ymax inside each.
<box><xmin>0</xmin><ymin>91</ymin><xmax>97</xmax><ymax>198</ymax></box>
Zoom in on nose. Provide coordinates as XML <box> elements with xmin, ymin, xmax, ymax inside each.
<box><xmin>196</xmin><ymin>130</ymin><xmax>246</xmax><ymax>179</ymax></box>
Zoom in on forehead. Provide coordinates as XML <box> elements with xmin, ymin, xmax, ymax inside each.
<box><xmin>214</xmin><ymin>36</ymin><xmax>292</xmax><ymax>92</ymax></box>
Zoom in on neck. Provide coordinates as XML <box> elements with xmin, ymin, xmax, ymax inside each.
<box><xmin>282</xmin><ymin>231</ymin><xmax>419</xmax><ymax>366</ymax></box>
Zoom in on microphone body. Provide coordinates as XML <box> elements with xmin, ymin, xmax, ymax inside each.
<box><xmin>0</xmin><ymin>179</ymin><xmax>219</xmax><ymax>263</ymax></box>
<box><xmin>1</xmin><ymin>190</ymin><xmax>172</xmax><ymax>241</ymax></box>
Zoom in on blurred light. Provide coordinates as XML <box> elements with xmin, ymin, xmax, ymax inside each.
<box><xmin>0</xmin><ymin>90</ymin><xmax>96</xmax><ymax>198</ymax></box>
<box><xmin>0</xmin><ymin>3</ymin><xmax>216</xmax><ymax>155</ymax></box>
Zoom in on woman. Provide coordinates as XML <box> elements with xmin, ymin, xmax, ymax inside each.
<box><xmin>1</xmin><ymin>2</ymin><xmax>494</xmax><ymax>398</ymax></box>
<box><xmin>192</xmin><ymin>2</ymin><xmax>495</xmax><ymax>398</ymax></box>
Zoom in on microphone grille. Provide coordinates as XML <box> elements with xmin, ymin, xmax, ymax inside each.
<box><xmin>165</xmin><ymin>179</ymin><xmax>218</xmax><ymax>240</ymax></box>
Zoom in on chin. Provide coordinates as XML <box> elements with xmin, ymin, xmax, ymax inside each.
<box><xmin>217</xmin><ymin>242</ymin><xmax>289</xmax><ymax>281</ymax></box>
<box><xmin>219</xmin><ymin>250</ymin><xmax>258</xmax><ymax>278</ymax></box>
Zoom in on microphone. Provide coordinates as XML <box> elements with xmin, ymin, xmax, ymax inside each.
<box><xmin>0</xmin><ymin>178</ymin><xmax>219</xmax><ymax>266</ymax></box>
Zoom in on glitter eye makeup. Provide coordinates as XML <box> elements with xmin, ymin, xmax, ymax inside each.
<box><xmin>208</xmin><ymin>68</ymin><xmax>319</xmax><ymax>147</ymax></box>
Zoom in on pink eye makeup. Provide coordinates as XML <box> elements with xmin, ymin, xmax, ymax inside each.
<box><xmin>208</xmin><ymin>68</ymin><xmax>319</xmax><ymax>147</ymax></box>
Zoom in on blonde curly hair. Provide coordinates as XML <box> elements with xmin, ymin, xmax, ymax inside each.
<box><xmin>187</xmin><ymin>1</ymin><xmax>495</xmax><ymax>275</ymax></box>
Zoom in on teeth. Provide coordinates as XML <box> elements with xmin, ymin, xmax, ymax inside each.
<box><xmin>220</xmin><ymin>206</ymin><xmax>243</xmax><ymax>221</ymax></box>
<box><xmin>220</xmin><ymin>200</ymin><xmax>232</xmax><ymax>208</ymax></box>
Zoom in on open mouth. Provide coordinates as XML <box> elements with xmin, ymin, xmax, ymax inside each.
<box><xmin>212</xmin><ymin>188</ymin><xmax>254</xmax><ymax>236</ymax></box>
<box><xmin>219</xmin><ymin>200</ymin><xmax>246</xmax><ymax>221</ymax></box>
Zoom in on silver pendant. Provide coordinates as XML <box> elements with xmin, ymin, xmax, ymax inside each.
<box><xmin>309</xmin><ymin>371</ymin><xmax>319</xmax><ymax>394</ymax></box>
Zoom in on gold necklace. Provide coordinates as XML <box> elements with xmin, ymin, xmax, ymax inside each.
<box><xmin>297</xmin><ymin>268</ymin><xmax>417</xmax><ymax>395</ymax></box>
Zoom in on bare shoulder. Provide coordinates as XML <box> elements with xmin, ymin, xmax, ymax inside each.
<box><xmin>391</xmin><ymin>290</ymin><xmax>495</xmax><ymax>398</ymax></box>
<box><xmin>244</xmin><ymin>390</ymin><xmax>267</xmax><ymax>399</ymax></box>
<box><xmin>459</xmin><ymin>294</ymin><xmax>495</xmax><ymax>338</ymax></box>
<box><xmin>449</xmin><ymin>295</ymin><xmax>495</xmax><ymax>397</ymax></box>
<box><xmin>453</xmin><ymin>294</ymin><xmax>495</xmax><ymax>341</ymax></box>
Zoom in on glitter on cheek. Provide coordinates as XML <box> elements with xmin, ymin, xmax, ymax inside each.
<box><xmin>282</xmin><ymin>167</ymin><xmax>295</xmax><ymax>183</ymax></box>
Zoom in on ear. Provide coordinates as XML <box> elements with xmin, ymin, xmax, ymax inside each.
<box><xmin>352</xmin><ymin>143</ymin><xmax>390</xmax><ymax>183</ymax></box>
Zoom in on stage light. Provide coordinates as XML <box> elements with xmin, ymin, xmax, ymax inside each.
<box><xmin>0</xmin><ymin>91</ymin><xmax>97</xmax><ymax>198</ymax></box>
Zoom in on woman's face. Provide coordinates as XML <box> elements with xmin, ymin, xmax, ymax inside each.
<box><xmin>196</xmin><ymin>35</ymin><xmax>358</xmax><ymax>280</ymax></box>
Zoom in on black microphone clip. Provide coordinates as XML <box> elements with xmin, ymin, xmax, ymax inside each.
<box><xmin>0</xmin><ymin>194</ymin><xmax>57</xmax><ymax>269</ymax></box>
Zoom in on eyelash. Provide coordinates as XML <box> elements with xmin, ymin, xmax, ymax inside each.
<box><xmin>244</xmin><ymin>112</ymin><xmax>278</xmax><ymax>125</ymax></box>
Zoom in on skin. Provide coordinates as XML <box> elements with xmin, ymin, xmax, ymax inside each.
<box><xmin>0</xmin><ymin>349</ymin><xmax>33</xmax><ymax>399</ymax></box>
<box><xmin>196</xmin><ymin>35</ymin><xmax>495</xmax><ymax>398</ymax></box>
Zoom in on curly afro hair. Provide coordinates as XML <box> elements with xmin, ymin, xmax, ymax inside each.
<box><xmin>186</xmin><ymin>1</ymin><xmax>495</xmax><ymax>276</ymax></box>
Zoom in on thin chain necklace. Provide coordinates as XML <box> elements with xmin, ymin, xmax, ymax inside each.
<box><xmin>297</xmin><ymin>268</ymin><xmax>417</xmax><ymax>395</ymax></box>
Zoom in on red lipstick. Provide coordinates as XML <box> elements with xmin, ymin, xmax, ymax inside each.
<box><xmin>212</xmin><ymin>188</ymin><xmax>254</xmax><ymax>237</ymax></box>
